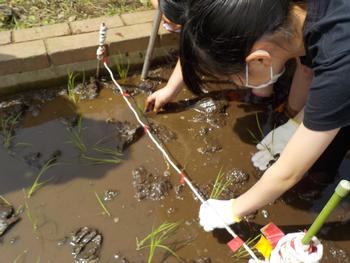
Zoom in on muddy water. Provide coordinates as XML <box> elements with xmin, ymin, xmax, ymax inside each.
<box><xmin>0</xmin><ymin>67</ymin><xmax>349</xmax><ymax>263</ymax></box>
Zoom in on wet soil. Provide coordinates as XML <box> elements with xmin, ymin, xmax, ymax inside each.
<box><xmin>0</xmin><ymin>66</ymin><xmax>349</xmax><ymax>262</ymax></box>
<box><xmin>0</xmin><ymin>198</ymin><xmax>20</xmax><ymax>237</ymax></box>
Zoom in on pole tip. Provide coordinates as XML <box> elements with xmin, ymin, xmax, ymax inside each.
<box><xmin>336</xmin><ymin>180</ymin><xmax>350</xmax><ymax>198</ymax></box>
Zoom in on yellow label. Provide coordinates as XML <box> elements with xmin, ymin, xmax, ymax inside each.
<box><xmin>254</xmin><ymin>235</ymin><xmax>273</xmax><ymax>259</ymax></box>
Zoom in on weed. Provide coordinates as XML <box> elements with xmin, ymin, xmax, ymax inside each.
<box><xmin>136</xmin><ymin>222</ymin><xmax>181</xmax><ymax>263</ymax></box>
<box><xmin>0</xmin><ymin>112</ymin><xmax>21</xmax><ymax>149</ymax></box>
<box><xmin>114</xmin><ymin>54</ymin><xmax>130</xmax><ymax>80</ymax></box>
<box><xmin>232</xmin><ymin>234</ymin><xmax>261</xmax><ymax>260</ymax></box>
<box><xmin>66</xmin><ymin>115</ymin><xmax>87</xmax><ymax>154</ymax></box>
<box><xmin>94</xmin><ymin>192</ymin><xmax>111</xmax><ymax>217</ymax></box>
<box><xmin>26</xmin><ymin>158</ymin><xmax>58</xmax><ymax>199</ymax></box>
<box><xmin>67</xmin><ymin>71</ymin><xmax>80</xmax><ymax>104</ymax></box>
<box><xmin>210</xmin><ymin>168</ymin><xmax>233</xmax><ymax>199</ymax></box>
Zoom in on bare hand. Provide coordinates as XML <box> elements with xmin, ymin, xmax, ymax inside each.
<box><xmin>145</xmin><ymin>86</ymin><xmax>180</xmax><ymax>112</ymax></box>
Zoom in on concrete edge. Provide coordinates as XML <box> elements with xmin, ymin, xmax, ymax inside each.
<box><xmin>0</xmin><ymin>9</ymin><xmax>179</xmax><ymax>96</ymax></box>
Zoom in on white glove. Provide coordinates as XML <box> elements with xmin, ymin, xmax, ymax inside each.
<box><xmin>251</xmin><ymin>119</ymin><xmax>299</xmax><ymax>171</ymax></box>
<box><xmin>199</xmin><ymin>199</ymin><xmax>239</xmax><ymax>232</ymax></box>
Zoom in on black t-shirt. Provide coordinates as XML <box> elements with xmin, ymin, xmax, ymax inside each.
<box><xmin>302</xmin><ymin>0</ymin><xmax>350</xmax><ymax>131</ymax></box>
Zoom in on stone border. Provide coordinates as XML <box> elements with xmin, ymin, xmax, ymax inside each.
<box><xmin>0</xmin><ymin>10</ymin><xmax>179</xmax><ymax>95</ymax></box>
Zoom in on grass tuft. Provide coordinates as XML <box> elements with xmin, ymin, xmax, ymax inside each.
<box><xmin>67</xmin><ymin>71</ymin><xmax>80</xmax><ymax>104</ymax></box>
<box><xmin>136</xmin><ymin>222</ymin><xmax>181</xmax><ymax>263</ymax></box>
<box><xmin>114</xmin><ymin>54</ymin><xmax>130</xmax><ymax>80</ymax></box>
<box><xmin>210</xmin><ymin>168</ymin><xmax>233</xmax><ymax>199</ymax></box>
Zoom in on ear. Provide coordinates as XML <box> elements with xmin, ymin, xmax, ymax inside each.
<box><xmin>245</xmin><ymin>50</ymin><xmax>272</xmax><ymax>68</ymax></box>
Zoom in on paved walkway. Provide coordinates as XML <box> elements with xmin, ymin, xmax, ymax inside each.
<box><xmin>0</xmin><ymin>10</ymin><xmax>178</xmax><ymax>94</ymax></box>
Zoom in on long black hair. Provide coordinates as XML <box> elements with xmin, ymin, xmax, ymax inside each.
<box><xmin>159</xmin><ymin>0</ymin><xmax>188</xmax><ymax>25</ymax></box>
<box><xmin>180</xmin><ymin>0</ymin><xmax>298</xmax><ymax>94</ymax></box>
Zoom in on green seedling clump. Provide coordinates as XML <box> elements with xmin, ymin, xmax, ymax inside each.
<box><xmin>210</xmin><ymin>168</ymin><xmax>233</xmax><ymax>199</ymax></box>
<box><xmin>136</xmin><ymin>222</ymin><xmax>181</xmax><ymax>263</ymax></box>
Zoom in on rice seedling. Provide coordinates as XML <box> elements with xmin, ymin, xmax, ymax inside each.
<box><xmin>210</xmin><ymin>168</ymin><xmax>233</xmax><ymax>199</ymax></box>
<box><xmin>232</xmin><ymin>234</ymin><xmax>261</xmax><ymax>260</ymax></box>
<box><xmin>114</xmin><ymin>54</ymin><xmax>130</xmax><ymax>80</ymax></box>
<box><xmin>247</xmin><ymin>113</ymin><xmax>273</xmax><ymax>155</ymax></box>
<box><xmin>24</xmin><ymin>196</ymin><xmax>38</xmax><ymax>232</ymax></box>
<box><xmin>81</xmin><ymin>146</ymin><xmax>123</xmax><ymax>165</ymax></box>
<box><xmin>67</xmin><ymin>71</ymin><xmax>80</xmax><ymax>104</ymax></box>
<box><xmin>66</xmin><ymin>115</ymin><xmax>87</xmax><ymax>154</ymax></box>
<box><xmin>94</xmin><ymin>192</ymin><xmax>111</xmax><ymax>217</ymax></box>
<box><xmin>12</xmin><ymin>250</ymin><xmax>28</xmax><ymax>263</ymax></box>
<box><xmin>0</xmin><ymin>112</ymin><xmax>21</xmax><ymax>150</ymax></box>
<box><xmin>136</xmin><ymin>222</ymin><xmax>181</xmax><ymax>263</ymax></box>
<box><xmin>0</xmin><ymin>195</ymin><xmax>11</xmax><ymax>205</ymax></box>
<box><xmin>26</xmin><ymin>158</ymin><xmax>58</xmax><ymax>199</ymax></box>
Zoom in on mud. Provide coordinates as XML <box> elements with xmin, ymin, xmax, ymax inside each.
<box><xmin>103</xmin><ymin>190</ymin><xmax>119</xmax><ymax>202</ymax></box>
<box><xmin>0</xmin><ymin>199</ymin><xmax>20</xmax><ymax>237</ymax></box>
<box><xmin>0</xmin><ymin>66</ymin><xmax>349</xmax><ymax>262</ymax></box>
<box><xmin>150</xmin><ymin>122</ymin><xmax>178</xmax><ymax>143</ymax></box>
<box><xmin>132</xmin><ymin>166</ymin><xmax>173</xmax><ymax>201</ymax></box>
<box><xmin>70</xmin><ymin>227</ymin><xmax>103</xmax><ymax>263</ymax></box>
<box><xmin>76</xmin><ymin>77</ymin><xmax>100</xmax><ymax>100</ymax></box>
<box><xmin>190</xmin><ymin>97</ymin><xmax>229</xmax><ymax>128</ymax></box>
<box><xmin>188</xmin><ymin>257</ymin><xmax>211</xmax><ymax>263</ymax></box>
<box><xmin>111</xmin><ymin>121</ymin><xmax>144</xmax><ymax>152</ymax></box>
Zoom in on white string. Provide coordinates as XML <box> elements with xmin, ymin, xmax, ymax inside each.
<box><xmin>103</xmin><ymin>63</ymin><xmax>259</xmax><ymax>262</ymax></box>
<box><xmin>99</xmin><ymin>23</ymin><xmax>259</xmax><ymax>262</ymax></box>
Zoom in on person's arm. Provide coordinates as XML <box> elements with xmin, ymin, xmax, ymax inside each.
<box><xmin>150</xmin><ymin>0</ymin><xmax>158</xmax><ymax>9</ymax></box>
<box><xmin>145</xmin><ymin>59</ymin><xmax>184</xmax><ymax>112</ymax></box>
<box><xmin>234</xmin><ymin>124</ymin><xmax>339</xmax><ymax>217</ymax></box>
<box><xmin>287</xmin><ymin>59</ymin><xmax>313</xmax><ymax>115</ymax></box>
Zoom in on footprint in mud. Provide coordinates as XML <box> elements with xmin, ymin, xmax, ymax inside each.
<box><xmin>0</xmin><ymin>198</ymin><xmax>20</xmax><ymax>237</ymax></box>
<box><xmin>70</xmin><ymin>227</ymin><xmax>103</xmax><ymax>263</ymax></box>
<box><xmin>132</xmin><ymin>166</ymin><xmax>173</xmax><ymax>201</ymax></box>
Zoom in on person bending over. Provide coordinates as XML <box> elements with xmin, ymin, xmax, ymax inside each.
<box><xmin>178</xmin><ymin>0</ymin><xmax>350</xmax><ymax>230</ymax></box>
